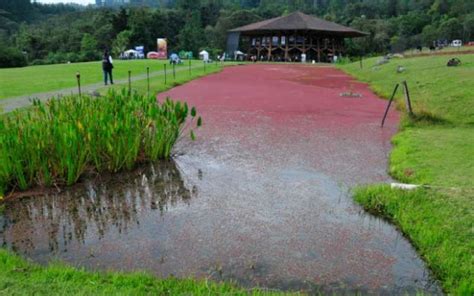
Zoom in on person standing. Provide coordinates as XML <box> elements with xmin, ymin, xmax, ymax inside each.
<box><xmin>102</xmin><ymin>50</ymin><xmax>114</xmax><ymax>85</ymax></box>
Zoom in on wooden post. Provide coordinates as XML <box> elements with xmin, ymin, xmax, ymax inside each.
<box><xmin>257</xmin><ymin>37</ymin><xmax>261</xmax><ymax>59</ymax></box>
<box><xmin>189</xmin><ymin>59</ymin><xmax>191</xmax><ymax>75</ymax></box>
<box><xmin>146</xmin><ymin>67</ymin><xmax>150</xmax><ymax>96</ymax></box>
<box><xmin>128</xmin><ymin>70</ymin><xmax>131</xmax><ymax>96</ymax></box>
<box><xmin>381</xmin><ymin>83</ymin><xmax>400</xmax><ymax>127</ymax></box>
<box><xmin>268</xmin><ymin>34</ymin><xmax>272</xmax><ymax>60</ymax></box>
<box><xmin>204</xmin><ymin>60</ymin><xmax>206</xmax><ymax>73</ymax></box>
<box><xmin>317</xmin><ymin>38</ymin><xmax>321</xmax><ymax>63</ymax></box>
<box><xmin>76</xmin><ymin>72</ymin><xmax>81</xmax><ymax>96</ymax></box>
<box><xmin>172</xmin><ymin>63</ymin><xmax>176</xmax><ymax>80</ymax></box>
<box><xmin>164</xmin><ymin>64</ymin><xmax>167</xmax><ymax>84</ymax></box>
<box><xmin>360</xmin><ymin>56</ymin><xmax>363</xmax><ymax>69</ymax></box>
<box><xmin>332</xmin><ymin>39</ymin><xmax>336</xmax><ymax>54</ymax></box>
<box><xmin>284</xmin><ymin>34</ymin><xmax>289</xmax><ymax>61</ymax></box>
<box><xmin>402</xmin><ymin>80</ymin><xmax>414</xmax><ymax>116</ymax></box>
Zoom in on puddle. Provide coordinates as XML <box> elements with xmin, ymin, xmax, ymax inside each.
<box><xmin>0</xmin><ymin>155</ymin><xmax>441</xmax><ymax>295</ymax></box>
<box><xmin>0</xmin><ymin>65</ymin><xmax>443</xmax><ymax>294</ymax></box>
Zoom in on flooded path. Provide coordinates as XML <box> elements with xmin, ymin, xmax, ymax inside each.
<box><xmin>0</xmin><ymin>65</ymin><xmax>441</xmax><ymax>294</ymax></box>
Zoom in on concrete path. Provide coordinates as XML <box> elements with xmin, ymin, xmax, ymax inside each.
<box><xmin>0</xmin><ymin>65</ymin><xmax>204</xmax><ymax>113</ymax></box>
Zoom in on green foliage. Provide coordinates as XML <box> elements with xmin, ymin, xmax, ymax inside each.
<box><xmin>0</xmin><ymin>89</ymin><xmax>200</xmax><ymax>194</ymax></box>
<box><xmin>80</xmin><ymin>33</ymin><xmax>100</xmax><ymax>61</ymax></box>
<box><xmin>1</xmin><ymin>0</ymin><xmax>473</xmax><ymax>65</ymax></box>
<box><xmin>178</xmin><ymin>11</ymin><xmax>206</xmax><ymax>55</ymax></box>
<box><xmin>0</xmin><ymin>46</ymin><xmax>27</xmax><ymax>68</ymax></box>
<box><xmin>112</xmin><ymin>30</ymin><xmax>132</xmax><ymax>56</ymax></box>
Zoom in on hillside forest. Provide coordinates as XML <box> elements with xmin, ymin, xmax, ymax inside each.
<box><xmin>0</xmin><ymin>0</ymin><xmax>473</xmax><ymax>67</ymax></box>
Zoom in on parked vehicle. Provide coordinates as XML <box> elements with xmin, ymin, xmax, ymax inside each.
<box><xmin>451</xmin><ymin>40</ymin><xmax>462</xmax><ymax>47</ymax></box>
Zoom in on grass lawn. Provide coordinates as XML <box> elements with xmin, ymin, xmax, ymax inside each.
<box><xmin>0</xmin><ymin>59</ymin><xmax>195</xmax><ymax>99</ymax></box>
<box><xmin>339</xmin><ymin>54</ymin><xmax>474</xmax><ymax>294</ymax></box>
<box><xmin>100</xmin><ymin>60</ymin><xmax>224</xmax><ymax>96</ymax></box>
<box><xmin>0</xmin><ymin>250</ymin><xmax>286</xmax><ymax>295</ymax></box>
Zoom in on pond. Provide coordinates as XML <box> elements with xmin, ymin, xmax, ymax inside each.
<box><xmin>0</xmin><ymin>64</ymin><xmax>442</xmax><ymax>294</ymax></box>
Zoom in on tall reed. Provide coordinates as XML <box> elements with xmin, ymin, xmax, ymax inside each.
<box><xmin>0</xmin><ymin>89</ymin><xmax>201</xmax><ymax>195</ymax></box>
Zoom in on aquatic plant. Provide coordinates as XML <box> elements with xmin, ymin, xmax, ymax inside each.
<box><xmin>0</xmin><ymin>89</ymin><xmax>201</xmax><ymax>194</ymax></box>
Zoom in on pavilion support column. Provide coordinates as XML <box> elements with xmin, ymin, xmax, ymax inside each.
<box><xmin>317</xmin><ymin>38</ymin><xmax>321</xmax><ymax>63</ymax></box>
<box><xmin>257</xmin><ymin>40</ymin><xmax>261</xmax><ymax>59</ymax></box>
<box><xmin>332</xmin><ymin>38</ymin><xmax>335</xmax><ymax>57</ymax></box>
<box><xmin>284</xmin><ymin>35</ymin><xmax>289</xmax><ymax>61</ymax></box>
<box><xmin>268</xmin><ymin>34</ymin><xmax>272</xmax><ymax>60</ymax></box>
<box><xmin>303</xmin><ymin>35</ymin><xmax>306</xmax><ymax>53</ymax></box>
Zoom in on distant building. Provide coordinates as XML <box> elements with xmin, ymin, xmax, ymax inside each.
<box><xmin>95</xmin><ymin>0</ymin><xmax>134</xmax><ymax>7</ymax></box>
<box><xmin>227</xmin><ymin>11</ymin><xmax>367</xmax><ymax>62</ymax></box>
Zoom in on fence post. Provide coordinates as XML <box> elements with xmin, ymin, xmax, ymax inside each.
<box><xmin>189</xmin><ymin>59</ymin><xmax>191</xmax><ymax>76</ymax></box>
<box><xmin>164</xmin><ymin>64</ymin><xmax>167</xmax><ymax>84</ymax></box>
<box><xmin>173</xmin><ymin>62</ymin><xmax>176</xmax><ymax>80</ymax></box>
<box><xmin>381</xmin><ymin>83</ymin><xmax>400</xmax><ymax>127</ymax></box>
<box><xmin>402</xmin><ymin>80</ymin><xmax>414</xmax><ymax>116</ymax></box>
<box><xmin>76</xmin><ymin>72</ymin><xmax>81</xmax><ymax>96</ymax></box>
<box><xmin>146</xmin><ymin>67</ymin><xmax>150</xmax><ymax>96</ymax></box>
<box><xmin>128</xmin><ymin>70</ymin><xmax>132</xmax><ymax>96</ymax></box>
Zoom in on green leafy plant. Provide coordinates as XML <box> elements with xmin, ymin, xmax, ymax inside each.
<box><xmin>0</xmin><ymin>89</ymin><xmax>201</xmax><ymax>194</ymax></box>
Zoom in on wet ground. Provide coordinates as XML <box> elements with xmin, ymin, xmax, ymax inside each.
<box><xmin>0</xmin><ymin>65</ymin><xmax>441</xmax><ymax>294</ymax></box>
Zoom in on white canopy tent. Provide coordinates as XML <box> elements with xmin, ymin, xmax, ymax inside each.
<box><xmin>199</xmin><ymin>50</ymin><xmax>209</xmax><ymax>62</ymax></box>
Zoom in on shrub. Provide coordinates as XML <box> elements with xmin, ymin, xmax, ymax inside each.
<box><xmin>0</xmin><ymin>47</ymin><xmax>27</xmax><ymax>68</ymax></box>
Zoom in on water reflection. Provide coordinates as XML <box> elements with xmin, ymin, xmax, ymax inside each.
<box><xmin>0</xmin><ymin>161</ymin><xmax>193</xmax><ymax>255</ymax></box>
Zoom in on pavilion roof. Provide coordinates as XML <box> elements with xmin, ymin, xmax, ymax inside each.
<box><xmin>229</xmin><ymin>11</ymin><xmax>367</xmax><ymax>37</ymax></box>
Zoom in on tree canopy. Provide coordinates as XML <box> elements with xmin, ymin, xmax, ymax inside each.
<box><xmin>0</xmin><ymin>0</ymin><xmax>473</xmax><ymax>67</ymax></box>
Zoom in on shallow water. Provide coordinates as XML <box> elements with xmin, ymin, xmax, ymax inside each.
<box><xmin>0</xmin><ymin>65</ymin><xmax>443</xmax><ymax>294</ymax></box>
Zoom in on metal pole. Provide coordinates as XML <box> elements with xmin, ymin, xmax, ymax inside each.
<box><xmin>164</xmin><ymin>64</ymin><xmax>167</xmax><ymax>84</ymax></box>
<box><xmin>381</xmin><ymin>83</ymin><xmax>400</xmax><ymax>127</ymax></box>
<box><xmin>359</xmin><ymin>56</ymin><xmax>363</xmax><ymax>69</ymax></box>
<box><xmin>146</xmin><ymin>67</ymin><xmax>150</xmax><ymax>96</ymax></box>
<box><xmin>76</xmin><ymin>72</ymin><xmax>81</xmax><ymax>96</ymax></box>
<box><xmin>189</xmin><ymin>59</ymin><xmax>191</xmax><ymax>76</ymax></box>
<box><xmin>173</xmin><ymin>63</ymin><xmax>176</xmax><ymax>80</ymax></box>
<box><xmin>402</xmin><ymin>80</ymin><xmax>414</xmax><ymax>116</ymax></box>
<box><xmin>128</xmin><ymin>70</ymin><xmax>132</xmax><ymax>96</ymax></box>
<box><xmin>204</xmin><ymin>61</ymin><xmax>206</xmax><ymax>73</ymax></box>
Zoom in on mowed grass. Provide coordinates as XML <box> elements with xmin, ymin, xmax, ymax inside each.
<box><xmin>0</xmin><ymin>59</ymin><xmax>190</xmax><ymax>99</ymax></box>
<box><xmin>101</xmin><ymin>61</ymin><xmax>224</xmax><ymax>95</ymax></box>
<box><xmin>0</xmin><ymin>250</ymin><xmax>287</xmax><ymax>295</ymax></box>
<box><xmin>339</xmin><ymin>54</ymin><xmax>474</xmax><ymax>294</ymax></box>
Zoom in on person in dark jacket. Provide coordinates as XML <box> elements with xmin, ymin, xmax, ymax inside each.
<box><xmin>102</xmin><ymin>50</ymin><xmax>114</xmax><ymax>85</ymax></box>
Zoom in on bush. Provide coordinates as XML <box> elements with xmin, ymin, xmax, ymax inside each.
<box><xmin>0</xmin><ymin>47</ymin><xmax>27</xmax><ymax>68</ymax></box>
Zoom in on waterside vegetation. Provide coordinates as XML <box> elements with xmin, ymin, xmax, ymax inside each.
<box><xmin>0</xmin><ymin>89</ymin><xmax>201</xmax><ymax>196</ymax></box>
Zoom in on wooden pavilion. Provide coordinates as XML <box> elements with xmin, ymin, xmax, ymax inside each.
<box><xmin>227</xmin><ymin>11</ymin><xmax>367</xmax><ymax>62</ymax></box>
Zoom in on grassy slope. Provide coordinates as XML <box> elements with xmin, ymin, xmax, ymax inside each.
<box><xmin>0</xmin><ymin>250</ymin><xmax>285</xmax><ymax>295</ymax></box>
<box><xmin>339</xmin><ymin>55</ymin><xmax>474</xmax><ymax>294</ymax></box>
<box><xmin>0</xmin><ymin>59</ymin><xmax>192</xmax><ymax>99</ymax></box>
